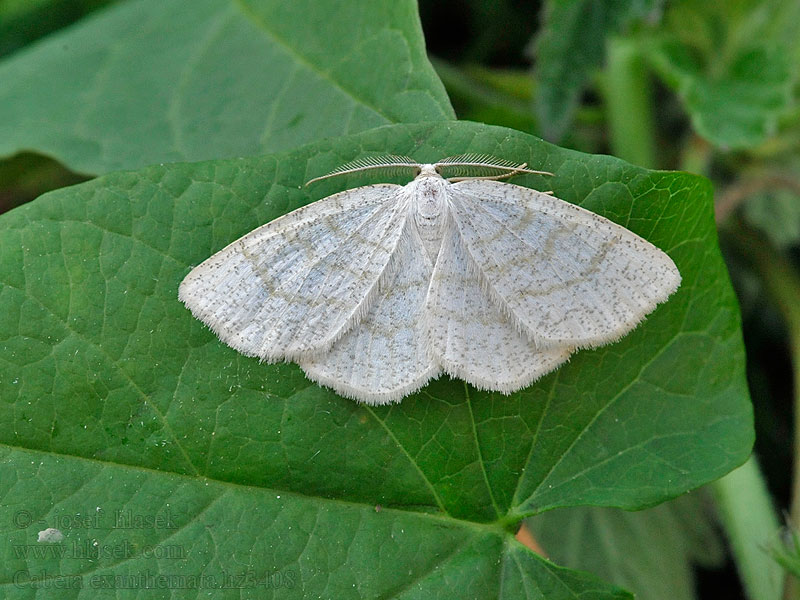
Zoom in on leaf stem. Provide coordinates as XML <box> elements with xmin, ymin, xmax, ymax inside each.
<box><xmin>712</xmin><ymin>456</ymin><xmax>783</xmax><ymax>600</ymax></box>
<box><xmin>738</xmin><ymin>225</ymin><xmax>800</xmax><ymax>529</ymax></box>
<box><xmin>726</xmin><ymin>221</ymin><xmax>800</xmax><ymax>598</ymax></box>
<box><xmin>603</xmin><ymin>36</ymin><xmax>657</xmax><ymax>169</ymax></box>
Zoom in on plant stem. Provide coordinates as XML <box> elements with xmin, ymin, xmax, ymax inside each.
<box><xmin>753</xmin><ymin>239</ymin><xmax>800</xmax><ymax>600</ymax></box>
<box><xmin>727</xmin><ymin>221</ymin><xmax>800</xmax><ymax>598</ymax></box>
<box><xmin>713</xmin><ymin>456</ymin><xmax>783</xmax><ymax>600</ymax></box>
<box><xmin>742</xmin><ymin>227</ymin><xmax>800</xmax><ymax>531</ymax></box>
<box><xmin>604</xmin><ymin>36</ymin><xmax>657</xmax><ymax>169</ymax></box>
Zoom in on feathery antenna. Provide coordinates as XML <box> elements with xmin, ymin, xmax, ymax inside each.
<box><xmin>305</xmin><ymin>155</ymin><xmax>420</xmax><ymax>186</ymax></box>
<box><xmin>435</xmin><ymin>154</ymin><xmax>553</xmax><ymax>181</ymax></box>
<box><xmin>305</xmin><ymin>154</ymin><xmax>553</xmax><ymax>185</ymax></box>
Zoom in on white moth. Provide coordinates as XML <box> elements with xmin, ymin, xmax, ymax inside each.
<box><xmin>179</xmin><ymin>155</ymin><xmax>680</xmax><ymax>405</ymax></box>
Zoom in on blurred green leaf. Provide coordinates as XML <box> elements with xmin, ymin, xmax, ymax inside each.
<box><xmin>0</xmin><ymin>120</ymin><xmax>752</xmax><ymax>596</ymax></box>
<box><xmin>527</xmin><ymin>492</ymin><xmax>723</xmax><ymax>600</ymax></box>
<box><xmin>644</xmin><ymin>0</ymin><xmax>800</xmax><ymax>149</ymax></box>
<box><xmin>434</xmin><ymin>59</ymin><xmax>607</xmax><ymax>155</ymax></box>
<box><xmin>532</xmin><ymin>0</ymin><xmax>663</xmax><ymax>142</ymax></box>
<box><xmin>741</xmin><ymin>178</ymin><xmax>800</xmax><ymax>248</ymax></box>
<box><xmin>0</xmin><ymin>0</ymin><xmax>453</xmax><ymax>175</ymax></box>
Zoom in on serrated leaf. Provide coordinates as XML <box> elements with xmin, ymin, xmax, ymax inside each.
<box><xmin>0</xmin><ymin>0</ymin><xmax>453</xmax><ymax>175</ymax></box>
<box><xmin>532</xmin><ymin>0</ymin><xmax>663</xmax><ymax>142</ymax></box>
<box><xmin>527</xmin><ymin>491</ymin><xmax>723</xmax><ymax>600</ymax></box>
<box><xmin>0</xmin><ymin>121</ymin><xmax>752</xmax><ymax>597</ymax></box>
<box><xmin>643</xmin><ymin>0</ymin><xmax>800</xmax><ymax>149</ymax></box>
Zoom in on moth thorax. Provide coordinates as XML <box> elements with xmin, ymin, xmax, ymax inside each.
<box><xmin>411</xmin><ymin>175</ymin><xmax>447</xmax><ymax>218</ymax></box>
<box><xmin>409</xmin><ymin>176</ymin><xmax>448</xmax><ymax>262</ymax></box>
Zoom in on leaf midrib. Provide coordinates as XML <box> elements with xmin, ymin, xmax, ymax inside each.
<box><xmin>232</xmin><ymin>0</ymin><xmax>395</xmax><ymax>123</ymax></box>
<box><xmin>0</xmin><ymin>440</ymin><xmax>512</xmax><ymax>535</ymax></box>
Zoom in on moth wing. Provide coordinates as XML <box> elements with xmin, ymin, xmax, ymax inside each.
<box><xmin>300</xmin><ymin>222</ymin><xmax>439</xmax><ymax>404</ymax></box>
<box><xmin>448</xmin><ymin>180</ymin><xmax>680</xmax><ymax>348</ymax></box>
<box><xmin>426</xmin><ymin>217</ymin><xmax>572</xmax><ymax>392</ymax></box>
<box><xmin>179</xmin><ymin>184</ymin><xmax>408</xmax><ymax>360</ymax></box>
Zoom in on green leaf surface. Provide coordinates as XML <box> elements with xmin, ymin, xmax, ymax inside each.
<box><xmin>644</xmin><ymin>0</ymin><xmax>800</xmax><ymax>149</ymax></box>
<box><xmin>531</xmin><ymin>0</ymin><xmax>663</xmax><ymax>142</ymax></box>
<box><xmin>0</xmin><ymin>0</ymin><xmax>453</xmax><ymax>175</ymax></box>
<box><xmin>0</xmin><ymin>120</ymin><xmax>752</xmax><ymax>597</ymax></box>
<box><xmin>527</xmin><ymin>491</ymin><xmax>723</xmax><ymax>600</ymax></box>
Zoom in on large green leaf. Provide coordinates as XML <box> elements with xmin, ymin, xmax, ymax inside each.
<box><xmin>531</xmin><ymin>0</ymin><xmax>663</xmax><ymax>142</ymax></box>
<box><xmin>643</xmin><ymin>0</ymin><xmax>800</xmax><ymax>149</ymax></box>
<box><xmin>0</xmin><ymin>0</ymin><xmax>453</xmax><ymax>175</ymax></box>
<box><xmin>0</xmin><ymin>121</ymin><xmax>752</xmax><ymax>598</ymax></box>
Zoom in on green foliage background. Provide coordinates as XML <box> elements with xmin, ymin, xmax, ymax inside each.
<box><xmin>1</xmin><ymin>0</ymin><xmax>796</xmax><ymax>598</ymax></box>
